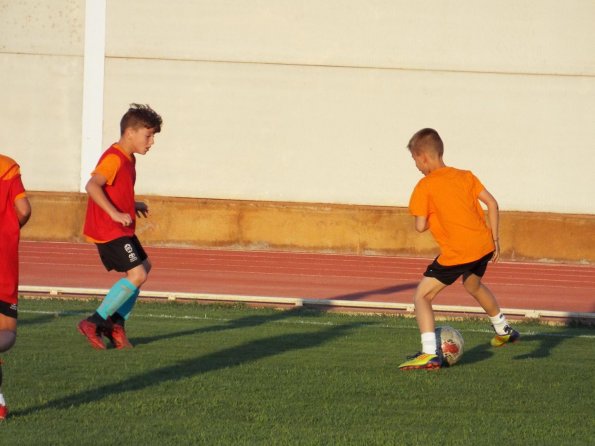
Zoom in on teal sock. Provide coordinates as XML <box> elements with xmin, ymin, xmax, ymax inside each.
<box><xmin>97</xmin><ymin>279</ymin><xmax>138</xmax><ymax>319</ymax></box>
<box><xmin>116</xmin><ymin>288</ymin><xmax>141</xmax><ymax>320</ymax></box>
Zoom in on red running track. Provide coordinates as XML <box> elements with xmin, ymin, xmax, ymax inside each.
<box><xmin>18</xmin><ymin>241</ymin><xmax>595</xmax><ymax>315</ymax></box>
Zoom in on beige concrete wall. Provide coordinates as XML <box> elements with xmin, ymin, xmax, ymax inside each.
<box><xmin>22</xmin><ymin>192</ymin><xmax>595</xmax><ymax>264</ymax></box>
<box><xmin>101</xmin><ymin>0</ymin><xmax>595</xmax><ymax>214</ymax></box>
<box><xmin>2</xmin><ymin>1</ymin><xmax>594</xmax><ymax>260</ymax></box>
<box><xmin>0</xmin><ymin>0</ymin><xmax>84</xmax><ymax>191</ymax></box>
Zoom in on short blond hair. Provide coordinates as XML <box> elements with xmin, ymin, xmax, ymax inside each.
<box><xmin>407</xmin><ymin>128</ymin><xmax>444</xmax><ymax>157</ymax></box>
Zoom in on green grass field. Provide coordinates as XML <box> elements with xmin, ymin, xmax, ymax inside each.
<box><xmin>1</xmin><ymin>297</ymin><xmax>593</xmax><ymax>445</ymax></box>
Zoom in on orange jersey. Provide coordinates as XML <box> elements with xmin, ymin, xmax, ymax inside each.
<box><xmin>409</xmin><ymin>167</ymin><xmax>494</xmax><ymax>266</ymax></box>
<box><xmin>0</xmin><ymin>154</ymin><xmax>27</xmax><ymax>303</ymax></box>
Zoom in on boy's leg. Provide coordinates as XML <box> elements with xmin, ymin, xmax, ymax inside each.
<box><xmin>399</xmin><ymin>277</ymin><xmax>447</xmax><ymax>370</ymax></box>
<box><xmin>0</xmin><ymin>313</ymin><xmax>17</xmax><ymax>419</ymax></box>
<box><xmin>414</xmin><ymin>276</ymin><xmax>448</xmax><ymax>335</ymax></box>
<box><xmin>78</xmin><ymin>277</ymin><xmax>139</xmax><ymax>350</ymax></box>
<box><xmin>463</xmin><ymin>274</ymin><xmax>520</xmax><ymax>346</ymax></box>
<box><xmin>114</xmin><ymin>259</ymin><xmax>151</xmax><ymax>320</ymax></box>
<box><xmin>462</xmin><ymin>274</ymin><xmax>500</xmax><ymax>316</ymax></box>
<box><xmin>96</xmin><ymin>276</ymin><xmax>140</xmax><ymax>320</ymax></box>
<box><xmin>79</xmin><ymin>237</ymin><xmax>147</xmax><ymax>349</ymax></box>
<box><xmin>105</xmin><ymin>259</ymin><xmax>151</xmax><ymax>349</ymax></box>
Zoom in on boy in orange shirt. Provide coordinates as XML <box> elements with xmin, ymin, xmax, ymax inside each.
<box><xmin>0</xmin><ymin>154</ymin><xmax>31</xmax><ymax>419</ymax></box>
<box><xmin>399</xmin><ymin>128</ymin><xmax>519</xmax><ymax>370</ymax></box>
<box><xmin>77</xmin><ymin>104</ymin><xmax>162</xmax><ymax>350</ymax></box>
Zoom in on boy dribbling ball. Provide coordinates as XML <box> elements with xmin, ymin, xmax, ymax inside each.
<box><xmin>77</xmin><ymin>104</ymin><xmax>162</xmax><ymax>350</ymax></box>
<box><xmin>399</xmin><ymin>128</ymin><xmax>519</xmax><ymax>370</ymax></box>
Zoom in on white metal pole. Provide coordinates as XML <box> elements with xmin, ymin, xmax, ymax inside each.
<box><xmin>80</xmin><ymin>0</ymin><xmax>107</xmax><ymax>192</ymax></box>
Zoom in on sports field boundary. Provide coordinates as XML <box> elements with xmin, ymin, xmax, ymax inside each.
<box><xmin>19</xmin><ymin>285</ymin><xmax>595</xmax><ymax>322</ymax></box>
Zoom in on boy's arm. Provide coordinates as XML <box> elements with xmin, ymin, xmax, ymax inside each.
<box><xmin>85</xmin><ymin>174</ymin><xmax>133</xmax><ymax>227</ymax></box>
<box><xmin>15</xmin><ymin>196</ymin><xmax>31</xmax><ymax>228</ymax></box>
<box><xmin>414</xmin><ymin>215</ymin><xmax>429</xmax><ymax>233</ymax></box>
<box><xmin>478</xmin><ymin>188</ymin><xmax>500</xmax><ymax>262</ymax></box>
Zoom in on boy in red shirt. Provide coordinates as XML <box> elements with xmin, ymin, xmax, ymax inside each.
<box><xmin>78</xmin><ymin>104</ymin><xmax>162</xmax><ymax>350</ymax></box>
<box><xmin>0</xmin><ymin>154</ymin><xmax>31</xmax><ymax>419</ymax></box>
<box><xmin>399</xmin><ymin>128</ymin><xmax>519</xmax><ymax>370</ymax></box>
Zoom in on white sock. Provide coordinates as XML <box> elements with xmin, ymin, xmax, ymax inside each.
<box><xmin>489</xmin><ymin>313</ymin><xmax>509</xmax><ymax>335</ymax></box>
<box><xmin>421</xmin><ymin>332</ymin><xmax>437</xmax><ymax>355</ymax></box>
<box><xmin>0</xmin><ymin>394</ymin><xmax>5</xmax><ymax>406</ymax></box>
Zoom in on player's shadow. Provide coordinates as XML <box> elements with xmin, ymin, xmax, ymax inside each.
<box><xmin>457</xmin><ymin>324</ymin><xmax>585</xmax><ymax>365</ymax></box>
<box><xmin>511</xmin><ymin>325</ymin><xmax>583</xmax><ymax>360</ymax></box>
<box><xmin>330</xmin><ymin>283</ymin><xmax>418</xmax><ymax>301</ymax></box>
<box><xmin>456</xmin><ymin>342</ymin><xmax>494</xmax><ymax>366</ymax></box>
<box><xmin>12</xmin><ymin>311</ymin><xmax>359</xmax><ymax>417</ymax></box>
<box><xmin>130</xmin><ymin>283</ymin><xmax>417</xmax><ymax>347</ymax></box>
<box><xmin>17</xmin><ymin>313</ymin><xmax>59</xmax><ymax>327</ymax></box>
<box><xmin>129</xmin><ymin>307</ymin><xmax>312</xmax><ymax>347</ymax></box>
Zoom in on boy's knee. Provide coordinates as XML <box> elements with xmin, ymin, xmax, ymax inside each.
<box><xmin>143</xmin><ymin>259</ymin><xmax>152</xmax><ymax>275</ymax></box>
<box><xmin>127</xmin><ymin>266</ymin><xmax>149</xmax><ymax>287</ymax></box>
<box><xmin>0</xmin><ymin>331</ymin><xmax>17</xmax><ymax>352</ymax></box>
<box><xmin>463</xmin><ymin>274</ymin><xmax>481</xmax><ymax>291</ymax></box>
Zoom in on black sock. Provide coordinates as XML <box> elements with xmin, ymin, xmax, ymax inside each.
<box><xmin>111</xmin><ymin>312</ymin><xmax>125</xmax><ymax>326</ymax></box>
<box><xmin>88</xmin><ymin>312</ymin><xmax>111</xmax><ymax>330</ymax></box>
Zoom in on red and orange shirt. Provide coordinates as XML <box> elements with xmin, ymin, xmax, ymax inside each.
<box><xmin>409</xmin><ymin>167</ymin><xmax>494</xmax><ymax>266</ymax></box>
<box><xmin>83</xmin><ymin>144</ymin><xmax>137</xmax><ymax>243</ymax></box>
<box><xmin>0</xmin><ymin>154</ymin><xmax>27</xmax><ymax>303</ymax></box>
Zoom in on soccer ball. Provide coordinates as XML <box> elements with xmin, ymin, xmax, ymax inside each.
<box><xmin>436</xmin><ymin>325</ymin><xmax>464</xmax><ymax>366</ymax></box>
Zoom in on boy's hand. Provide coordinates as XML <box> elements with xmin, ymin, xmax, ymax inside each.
<box><xmin>110</xmin><ymin>211</ymin><xmax>133</xmax><ymax>227</ymax></box>
<box><xmin>135</xmin><ymin>201</ymin><xmax>149</xmax><ymax>218</ymax></box>
<box><xmin>492</xmin><ymin>241</ymin><xmax>500</xmax><ymax>263</ymax></box>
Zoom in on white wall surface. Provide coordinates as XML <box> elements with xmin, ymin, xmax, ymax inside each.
<box><xmin>0</xmin><ymin>0</ymin><xmax>84</xmax><ymax>191</ymax></box>
<box><xmin>2</xmin><ymin>1</ymin><xmax>594</xmax><ymax>213</ymax></box>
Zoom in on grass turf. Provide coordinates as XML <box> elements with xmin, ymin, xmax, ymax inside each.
<box><xmin>1</xmin><ymin>297</ymin><xmax>593</xmax><ymax>445</ymax></box>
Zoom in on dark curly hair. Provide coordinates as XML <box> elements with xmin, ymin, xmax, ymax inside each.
<box><xmin>120</xmin><ymin>103</ymin><xmax>163</xmax><ymax>135</ymax></box>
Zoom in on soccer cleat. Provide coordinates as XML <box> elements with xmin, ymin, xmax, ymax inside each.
<box><xmin>77</xmin><ymin>319</ymin><xmax>106</xmax><ymax>350</ymax></box>
<box><xmin>398</xmin><ymin>352</ymin><xmax>442</xmax><ymax>370</ymax></box>
<box><xmin>491</xmin><ymin>326</ymin><xmax>520</xmax><ymax>347</ymax></box>
<box><xmin>0</xmin><ymin>404</ymin><xmax>7</xmax><ymax>420</ymax></box>
<box><xmin>102</xmin><ymin>324</ymin><xmax>133</xmax><ymax>349</ymax></box>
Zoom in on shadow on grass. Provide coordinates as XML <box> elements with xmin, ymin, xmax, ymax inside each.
<box><xmin>460</xmin><ymin>323</ymin><xmax>589</xmax><ymax>365</ymax></box>
<box><xmin>330</xmin><ymin>283</ymin><xmax>418</xmax><ymax>301</ymax></box>
<box><xmin>130</xmin><ymin>308</ymin><xmax>306</xmax><ymax>347</ymax></box>
<box><xmin>13</xmin><ymin>309</ymin><xmax>358</xmax><ymax>417</ymax></box>
<box><xmin>17</xmin><ymin>313</ymin><xmax>58</xmax><ymax>327</ymax></box>
<box><xmin>457</xmin><ymin>341</ymin><xmax>495</xmax><ymax>366</ymax></box>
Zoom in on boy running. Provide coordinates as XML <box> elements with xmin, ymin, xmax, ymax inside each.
<box><xmin>399</xmin><ymin>128</ymin><xmax>519</xmax><ymax>370</ymax></box>
<box><xmin>0</xmin><ymin>154</ymin><xmax>31</xmax><ymax>419</ymax></box>
<box><xmin>78</xmin><ymin>104</ymin><xmax>162</xmax><ymax>350</ymax></box>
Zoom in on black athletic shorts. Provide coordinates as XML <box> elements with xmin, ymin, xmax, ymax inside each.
<box><xmin>423</xmin><ymin>251</ymin><xmax>494</xmax><ymax>286</ymax></box>
<box><xmin>0</xmin><ymin>301</ymin><xmax>18</xmax><ymax>319</ymax></box>
<box><xmin>96</xmin><ymin>235</ymin><xmax>148</xmax><ymax>272</ymax></box>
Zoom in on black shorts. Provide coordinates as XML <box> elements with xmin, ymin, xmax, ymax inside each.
<box><xmin>0</xmin><ymin>301</ymin><xmax>18</xmax><ymax>319</ymax></box>
<box><xmin>424</xmin><ymin>252</ymin><xmax>494</xmax><ymax>286</ymax></box>
<box><xmin>96</xmin><ymin>235</ymin><xmax>148</xmax><ymax>272</ymax></box>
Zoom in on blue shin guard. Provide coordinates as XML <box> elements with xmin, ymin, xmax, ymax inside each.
<box><xmin>97</xmin><ymin>279</ymin><xmax>138</xmax><ymax>320</ymax></box>
<box><xmin>116</xmin><ymin>288</ymin><xmax>141</xmax><ymax>320</ymax></box>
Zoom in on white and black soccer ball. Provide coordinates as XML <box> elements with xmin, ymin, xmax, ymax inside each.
<box><xmin>436</xmin><ymin>325</ymin><xmax>464</xmax><ymax>366</ymax></box>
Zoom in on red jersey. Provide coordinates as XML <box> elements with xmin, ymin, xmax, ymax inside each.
<box><xmin>83</xmin><ymin>144</ymin><xmax>137</xmax><ymax>243</ymax></box>
<box><xmin>0</xmin><ymin>155</ymin><xmax>27</xmax><ymax>304</ymax></box>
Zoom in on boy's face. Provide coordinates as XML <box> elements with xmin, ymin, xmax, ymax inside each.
<box><xmin>411</xmin><ymin>152</ymin><xmax>429</xmax><ymax>176</ymax></box>
<box><xmin>127</xmin><ymin>126</ymin><xmax>157</xmax><ymax>155</ymax></box>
